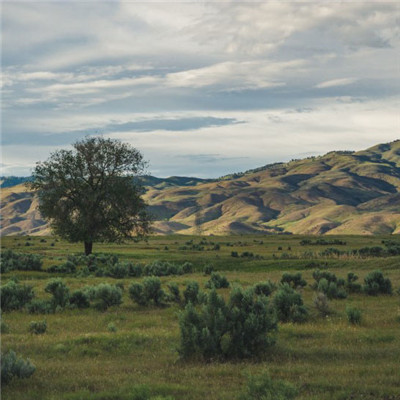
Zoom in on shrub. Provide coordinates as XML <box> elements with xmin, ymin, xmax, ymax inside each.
<box><xmin>182</xmin><ymin>262</ymin><xmax>193</xmax><ymax>274</ymax></box>
<box><xmin>27</xmin><ymin>299</ymin><xmax>52</xmax><ymax>314</ymax></box>
<box><xmin>363</xmin><ymin>270</ymin><xmax>392</xmax><ymax>295</ymax></box>
<box><xmin>107</xmin><ymin>262</ymin><xmax>130</xmax><ymax>278</ymax></box>
<box><xmin>47</xmin><ymin>261</ymin><xmax>76</xmax><ymax>274</ymax></box>
<box><xmin>227</xmin><ymin>287</ymin><xmax>277</xmax><ymax>358</ymax></box>
<box><xmin>0</xmin><ymin>250</ymin><xmax>42</xmax><ymax>273</ymax></box>
<box><xmin>129</xmin><ymin>283</ymin><xmax>147</xmax><ymax>306</ymax></box>
<box><xmin>203</xmin><ymin>264</ymin><xmax>214</xmax><ymax>275</ymax></box>
<box><xmin>143</xmin><ymin>260</ymin><xmax>183</xmax><ymax>277</ymax></box>
<box><xmin>238</xmin><ymin>371</ymin><xmax>297</xmax><ymax>400</ymax></box>
<box><xmin>1</xmin><ymin>350</ymin><xmax>36</xmax><ymax>385</ymax></box>
<box><xmin>312</xmin><ymin>269</ymin><xmax>338</xmax><ymax>285</ymax></box>
<box><xmin>129</xmin><ymin>277</ymin><xmax>165</xmax><ymax>306</ymax></box>
<box><xmin>167</xmin><ymin>282</ymin><xmax>181</xmax><ymax>304</ymax></box>
<box><xmin>69</xmin><ymin>290</ymin><xmax>90</xmax><ymax>309</ymax></box>
<box><xmin>183</xmin><ymin>281</ymin><xmax>200</xmax><ymax>305</ymax></box>
<box><xmin>280</xmin><ymin>272</ymin><xmax>306</xmax><ymax>288</ymax></box>
<box><xmin>346</xmin><ymin>272</ymin><xmax>362</xmax><ymax>293</ymax></box>
<box><xmin>29</xmin><ymin>320</ymin><xmax>47</xmax><ymax>334</ymax></box>
<box><xmin>1</xmin><ymin>319</ymin><xmax>10</xmax><ymax>334</ymax></box>
<box><xmin>317</xmin><ymin>279</ymin><xmax>347</xmax><ymax>300</ymax></box>
<box><xmin>0</xmin><ymin>280</ymin><xmax>35</xmax><ymax>312</ymax></box>
<box><xmin>346</xmin><ymin>306</ymin><xmax>362</xmax><ymax>325</ymax></box>
<box><xmin>45</xmin><ymin>278</ymin><xmax>70</xmax><ymax>309</ymax></box>
<box><xmin>107</xmin><ymin>322</ymin><xmax>117</xmax><ymax>333</ymax></box>
<box><xmin>313</xmin><ymin>293</ymin><xmax>331</xmax><ymax>317</ymax></box>
<box><xmin>92</xmin><ymin>284</ymin><xmax>123</xmax><ymax>311</ymax></box>
<box><xmin>231</xmin><ymin>251</ymin><xmax>239</xmax><ymax>258</ymax></box>
<box><xmin>179</xmin><ymin>287</ymin><xmax>277</xmax><ymax>360</ymax></box>
<box><xmin>253</xmin><ymin>281</ymin><xmax>276</xmax><ymax>297</ymax></box>
<box><xmin>205</xmin><ymin>272</ymin><xmax>230</xmax><ymax>289</ymax></box>
<box><xmin>273</xmin><ymin>284</ymin><xmax>308</xmax><ymax>323</ymax></box>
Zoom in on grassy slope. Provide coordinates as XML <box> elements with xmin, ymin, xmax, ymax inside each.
<box><xmin>1</xmin><ymin>234</ymin><xmax>400</xmax><ymax>400</ymax></box>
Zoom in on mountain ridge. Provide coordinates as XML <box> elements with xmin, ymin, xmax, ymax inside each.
<box><xmin>1</xmin><ymin>140</ymin><xmax>399</xmax><ymax>236</ymax></box>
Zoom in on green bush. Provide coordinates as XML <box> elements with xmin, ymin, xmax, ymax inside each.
<box><xmin>238</xmin><ymin>371</ymin><xmax>297</xmax><ymax>400</ymax></box>
<box><xmin>317</xmin><ymin>279</ymin><xmax>347</xmax><ymax>299</ymax></box>
<box><xmin>203</xmin><ymin>264</ymin><xmax>214</xmax><ymax>275</ymax></box>
<box><xmin>27</xmin><ymin>299</ymin><xmax>52</xmax><ymax>314</ymax></box>
<box><xmin>1</xmin><ymin>319</ymin><xmax>10</xmax><ymax>334</ymax></box>
<box><xmin>346</xmin><ymin>272</ymin><xmax>362</xmax><ymax>293</ymax></box>
<box><xmin>363</xmin><ymin>270</ymin><xmax>392</xmax><ymax>295</ymax></box>
<box><xmin>129</xmin><ymin>277</ymin><xmax>165</xmax><ymax>306</ymax></box>
<box><xmin>29</xmin><ymin>320</ymin><xmax>47</xmax><ymax>334</ymax></box>
<box><xmin>313</xmin><ymin>293</ymin><xmax>331</xmax><ymax>317</ymax></box>
<box><xmin>0</xmin><ymin>250</ymin><xmax>42</xmax><ymax>273</ymax></box>
<box><xmin>69</xmin><ymin>290</ymin><xmax>90</xmax><ymax>309</ymax></box>
<box><xmin>107</xmin><ymin>322</ymin><xmax>117</xmax><ymax>333</ymax></box>
<box><xmin>280</xmin><ymin>272</ymin><xmax>306</xmax><ymax>288</ymax></box>
<box><xmin>45</xmin><ymin>278</ymin><xmax>70</xmax><ymax>309</ymax></box>
<box><xmin>273</xmin><ymin>284</ymin><xmax>308</xmax><ymax>323</ymax></box>
<box><xmin>91</xmin><ymin>283</ymin><xmax>123</xmax><ymax>311</ymax></box>
<box><xmin>167</xmin><ymin>282</ymin><xmax>181</xmax><ymax>304</ymax></box>
<box><xmin>0</xmin><ymin>280</ymin><xmax>35</xmax><ymax>312</ymax></box>
<box><xmin>183</xmin><ymin>281</ymin><xmax>200</xmax><ymax>305</ymax></box>
<box><xmin>205</xmin><ymin>272</ymin><xmax>230</xmax><ymax>289</ymax></box>
<box><xmin>1</xmin><ymin>350</ymin><xmax>36</xmax><ymax>385</ymax></box>
<box><xmin>179</xmin><ymin>287</ymin><xmax>277</xmax><ymax>360</ymax></box>
<box><xmin>47</xmin><ymin>261</ymin><xmax>76</xmax><ymax>274</ymax></box>
<box><xmin>253</xmin><ymin>281</ymin><xmax>276</xmax><ymax>297</ymax></box>
<box><xmin>346</xmin><ymin>306</ymin><xmax>362</xmax><ymax>325</ymax></box>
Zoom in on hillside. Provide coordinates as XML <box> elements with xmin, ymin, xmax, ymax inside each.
<box><xmin>1</xmin><ymin>140</ymin><xmax>400</xmax><ymax>236</ymax></box>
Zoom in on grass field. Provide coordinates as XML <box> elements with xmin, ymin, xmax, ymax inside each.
<box><xmin>1</xmin><ymin>234</ymin><xmax>400</xmax><ymax>400</ymax></box>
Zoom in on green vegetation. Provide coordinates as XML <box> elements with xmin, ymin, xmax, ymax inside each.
<box><xmin>1</xmin><ymin>234</ymin><xmax>400</xmax><ymax>399</ymax></box>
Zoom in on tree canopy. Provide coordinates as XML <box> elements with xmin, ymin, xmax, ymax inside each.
<box><xmin>30</xmin><ymin>137</ymin><xmax>151</xmax><ymax>254</ymax></box>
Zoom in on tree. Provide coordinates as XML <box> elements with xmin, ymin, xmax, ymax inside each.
<box><xmin>30</xmin><ymin>137</ymin><xmax>151</xmax><ymax>255</ymax></box>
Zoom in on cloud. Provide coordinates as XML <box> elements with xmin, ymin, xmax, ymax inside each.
<box><xmin>315</xmin><ymin>78</ymin><xmax>357</xmax><ymax>89</ymax></box>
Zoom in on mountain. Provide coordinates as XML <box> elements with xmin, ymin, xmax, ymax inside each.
<box><xmin>1</xmin><ymin>140</ymin><xmax>399</xmax><ymax>236</ymax></box>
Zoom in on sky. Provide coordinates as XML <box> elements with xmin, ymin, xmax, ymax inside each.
<box><xmin>1</xmin><ymin>1</ymin><xmax>399</xmax><ymax>178</ymax></box>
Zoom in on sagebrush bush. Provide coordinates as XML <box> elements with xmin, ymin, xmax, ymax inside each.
<box><xmin>346</xmin><ymin>306</ymin><xmax>362</xmax><ymax>325</ymax></box>
<box><xmin>183</xmin><ymin>281</ymin><xmax>200</xmax><ymax>305</ymax></box>
<box><xmin>29</xmin><ymin>320</ymin><xmax>47</xmax><ymax>334</ymax></box>
<box><xmin>91</xmin><ymin>283</ymin><xmax>123</xmax><ymax>311</ymax></box>
<box><xmin>205</xmin><ymin>272</ymin><xmax>230</xmax><ymax>289</ymax></box>
<box><xmin>317</xmin><ymin>279</ymin><xmax>347</xmax><ymax>299</ymax></box>
<box><xmin>45</xmin><ymin>278</ymin><xmax>70</xmax><ymax>309</ymax></box>
<box><xmin>273</xmin><ymin>284</ymin><xmax>308</xmax><ymax>323</ymax></box>
<box><xmin>1</xmin><ymin>350</ymin><xmax>36</xmax><ymax>385</ymax></box>
<box><xmin>363</xmin><ymin>270</ymin><xmax>392</xmax><ymax>295</ymax></box>
<box><xmin>69</xmin><ymin>290</ymin><xmax>90</xmax><ymax>309</ymax></box>
<box><xmin>129</xmin><ymin>277</ymin><xmax>165</xmax><ymax>306</ymax></box>
<box><xmin>280</xmin><ymin>272</ymin><xmax>306</xmax><ymax>288</ymax></box>
<box><xmin>346</xmin><ymin>272</ymin><xmax>362</xmax><ymax>293</ymax></box>
<box><xmin>313</xmin><ymin>293</ymin><xmax>331</xmax><ymax>317</ymax></box>
<box><xmin>0</xmin><ymin>280</ymin><xmax>35</xmax><ymax>312</ymax></box>
<box><xmin>27</xmin><ymin>299</ymin><xmax>52</xmax><ymax>314</ymax></box>
<box><xmin>107</xmin><ymin>322</ymin><xmax>117</xmax><ymax>333</ymax></box>
<box><xmin>167</xmin><ymin>282</ymin><xmax>181</xmax><ymax>304</ymax></box>
<box><xmin>203</xmin><ymin>264</ymin><xmax>214</xmax><ymax>275</ymax></box>
<box><xmin>253</xmin><ymin>281</ymin><xmax>276</xmax><ymax>297</ymax></box>
<box><xmin>238</xmin><ymin>371</ymin><xmax>297</xmax><ymax>400</ymax></box>
<box><xmin>47</xmin><ymin>261</ymin><xmax>76</xmax><ymax>274</ymax></box>
<box><xmin>179</xmin><ymin>287</ymin><xmax>277</xmax><ymax>360</ymax></box>
<box><xmin>0</xmin><ymin>250</ymin><xmax>42</xmax><ymax>273</ymax></box>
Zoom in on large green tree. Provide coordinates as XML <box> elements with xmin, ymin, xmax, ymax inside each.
<box><xmin>30</xmin><ymin>137</ymin><xmax>151</xmax><ymax>255</ymax></box>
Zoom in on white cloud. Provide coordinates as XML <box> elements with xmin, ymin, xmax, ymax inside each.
<box><xmin>315</xmin><ymin>78</ymin><xmax>357</xmax><ymax>89</ymax></box>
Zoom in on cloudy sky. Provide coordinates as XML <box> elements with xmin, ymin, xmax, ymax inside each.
<box><xmin>2</xmin><ymin>1</ymin><xmax>399</xmax><ymax>178</ymax></box>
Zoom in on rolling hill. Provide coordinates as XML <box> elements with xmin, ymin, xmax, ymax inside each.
<box><xmin>1</xmin><ymin>140</ymin><xmax>400</xmax><ymax>236</ymax></box>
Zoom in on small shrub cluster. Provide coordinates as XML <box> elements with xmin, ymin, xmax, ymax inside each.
<box><xmin>312</xmin><ymin>270</ymin><xmax>347</xmax><ymax>299</ymax></box>
<box><xmin>300</xmin><ymin>238</ymin><xmax>346</xmax><ymax>246</ymax></box>
<box><xmin>280</xmin><ymin>272</ymin><xmax>306</xmax><ymax>288</ymax></box>
<box><xmin>183</xmin><ymin>281</ymin><xmax>200</xmax><ymax>305</ymax></box>
<box><xmin>346</xmin><ymin>272</ymin><xmax>362</xmax><ymax>293</ymax></box>
<box><xmin>346</xmin><ymin>306</ymin><xmax>362</xmax><ymax>325</ymax></box>
<box><xmin>45</xmin><ymin>278</ymin><xmax>70</xmax><ymax>309</ymax></box>
<box><xmin>129</xmin><ymin>277</ymin><xmax>165</xmax><ymax>306</ymax></box>
<box><xmin>363</xmin><ymin>270</ymin><xmax>392</xmax><ymax>295</ymax></box>
<box><xmin>88</xmin><ymin>283</ymin><xmax>123</xmax><ymax>311</ymax></box>
<box><xmin>0</xmin><ymin>250</ymin><xmax>42</xmax><ymax>273</ymax></box>
<box><xmin>203</xmin><ymin>264</ymin><xmax>214</xmax><ymax>275</ymax></box>
<box><xmin>0</xmin><ymin>280</ymin><xmax>35</xmax><ymax>312</ymax></box>
<box><xmin>48</xmin><ymin>261</ymin><xmax>76</xmax><ymax>274</ymax></box>
<box><xmin>313</xmin><ymin>293</ymin><xmax>331</xmax><ymax>317</ymax></box>
<box><xmin>29</xmin><ymin>320</ymin><xmax>47</xmax><ymax>334</ymax></box>
<box><xmin>238</xmin><ymin>371</ymin><xmax>297</xmax><ymax>400</ymax></box>
<box><xmin>253</xmin><ymin>281</ymin><xmax>276</xmax><ymax>297</ymax></box>
<box><xmin>205</xmin><ymin>272</ymin><xmax>230</xmax><ymax>289</ymax></box>
<box><xmin>273</xmin><ymin>284</ymin><xmax>308</xmax><ymax>323</ymax></box>
<box><xmin>179</xmin><ymin>287</ymin><xmax>277</xmax><ymax>360</ymax></box>
<box><xmin>1</xmin><ymin>350</ymin><xmax>36</xmax><ymax>385</ymax></box>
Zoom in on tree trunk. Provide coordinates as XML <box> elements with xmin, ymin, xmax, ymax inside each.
<box><xmin>84</xmin><ymin>241</ymin><xmax>93</xmax><ymax>256</ymax></box>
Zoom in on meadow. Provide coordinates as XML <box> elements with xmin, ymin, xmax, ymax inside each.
<box><xmin>1</xmin><ymin>234</ymin><xmax>400</xmax><ymax>400</ymax></box>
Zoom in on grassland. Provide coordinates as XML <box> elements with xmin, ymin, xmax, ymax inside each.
<box><xmin>1</xmin><ymin>234</ymin><xmax>400</xmax><ymax>400</ymax></box>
